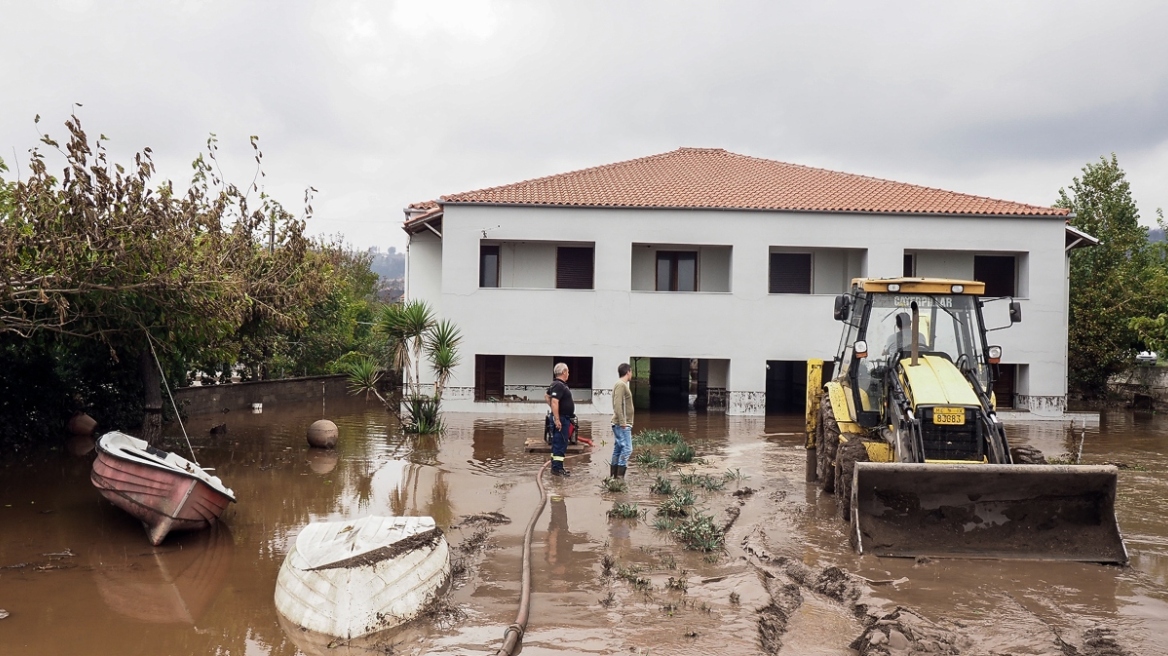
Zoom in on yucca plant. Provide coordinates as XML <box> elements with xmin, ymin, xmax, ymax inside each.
<box><xmin>342</xmin><ymin>355</ymin><xmax>386</xmax><ymax>404</ymax></box>
<box><xmin>426</xmin><ymin>319</ymin><xmax>462</xmax><ymax>401</ymax></box>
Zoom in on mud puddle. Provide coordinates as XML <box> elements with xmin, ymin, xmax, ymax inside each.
<box><xmin>3</xmin><ymin>403</ymin><xmax>1168</xmax><ymax>654</ymax></box>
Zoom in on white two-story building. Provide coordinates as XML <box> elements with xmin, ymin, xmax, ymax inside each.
<box><xmin>403</xmin><ymin>147</ymin><xmax>1090</xmax><ymax>417</ymax></box>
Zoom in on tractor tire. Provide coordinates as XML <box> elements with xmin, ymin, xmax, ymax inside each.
<box><xmin>817</xmin><ymin>394</ymin><xmax>840</xmax><ymax>494</ymax></box>
<box><xmin>835</xmin><ymin>437</ymin><xmax>871</xmax><ymax>522</ymax></box>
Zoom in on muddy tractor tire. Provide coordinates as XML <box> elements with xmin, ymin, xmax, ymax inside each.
<box><xmin>817</xmin><ymin>395</ymin><xmax>840</xmax><ymax>494</ymax></box>
<box><xmin>835</xmin><ymin>437</ymin><xmax>871</xmax><ymax>522</ymax></box>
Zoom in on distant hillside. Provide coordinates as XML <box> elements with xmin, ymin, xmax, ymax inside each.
<box><xmin>368</xmin><ymin>247</ymin><xmax>405</xmax><ymax>280</ymax></box>
<box><xmin>1150</xmin><ymin>228</ymin><xmax>1165</xmax><ymax>243</ymax></box>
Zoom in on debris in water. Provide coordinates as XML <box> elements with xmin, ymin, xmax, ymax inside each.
<box><xmin>0</xmin><ymin>609</ymin><xmax>8</xmax><ymax>620</ymax></box>
<box><xmin>42</xmin><ymin>549</ymin><xmax>75</xmax><ymax>558</ymax></box>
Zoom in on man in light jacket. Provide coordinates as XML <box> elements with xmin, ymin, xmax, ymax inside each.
<box><xmin>609</xmin><ymin>363</ymin><xmax>634</xmax><ymax>479</ymax></box>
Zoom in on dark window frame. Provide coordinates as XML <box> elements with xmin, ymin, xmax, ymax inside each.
<box><xmin>974</xmin><ymin>254</ymin><xmax>1017</xmax><ymax>297</ymax></box>
<box><xmin>903</xmin><ymin>253</ymin><xmax>916</xmax><ymax>277</ymax></box>
<box><xmin>479</xmin><ymin>244</ymin><xmax>500</xmax><ymax>288</ymax></box>
<box><xmin>556</xmin><ymin>246</ymin><xmax>595</xmax><ymax>290</ymax></box>
<box><xmin>768</xmin><ymin>252</ymin><xmax>813</xmax><ymax>294</ymax></box>
<box><xmin>656</xmin><ymin>251</ymin><xmax>699</xmax><ymax>292</ymax></box>
<box><xmin>553</xmin><ymin>355</ymin><xmax>594</xmax><ymax>390</ymax></box>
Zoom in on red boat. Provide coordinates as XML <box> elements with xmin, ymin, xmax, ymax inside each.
<box><xmin>91</xmin><ymin>431</ymin><xmax>236</xmax><ymax>546</ymax></box>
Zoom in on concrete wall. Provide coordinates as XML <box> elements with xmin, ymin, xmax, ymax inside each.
<box><xmin>175</xmin><ymin>375</ymin><xmax>350</xmax><ymax>417</ymax></box>
<box><xmin>406</xmin><ymin>204</ymin><xmax>1070</xmax><ymax>416</ymax></box>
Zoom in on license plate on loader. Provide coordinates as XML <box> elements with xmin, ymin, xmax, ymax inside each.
<box><xmin>933</xmin><ymin>407</ymin><xmax>964</xmax><ymax>425</ymax></box>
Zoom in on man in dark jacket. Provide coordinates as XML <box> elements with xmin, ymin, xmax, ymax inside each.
<box><xmin>545</xmin><ymin>362</ymin><xmax>574</xmax><ymax>476</ymax></box>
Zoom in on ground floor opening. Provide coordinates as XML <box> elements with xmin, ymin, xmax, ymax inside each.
<box><xmin>473</xmin><ymin>354</ymin><xmax>593</xmax><ymax>403</ymax></box>
<box><xmin>629</xmin><ymin>357</ymin><xmax>729</xmax><ymax>412</ymax></box>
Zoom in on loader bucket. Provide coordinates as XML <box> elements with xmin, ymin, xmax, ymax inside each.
<box><xmin>851</xmin><ymin>462</ymin><xmax>1128</xmax><ymax>564</ymax></box>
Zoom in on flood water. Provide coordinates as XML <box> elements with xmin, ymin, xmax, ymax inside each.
<box><xmin>2</xmin><ymin>399</ymin><xmax>1168</xmax><ymax>655</ymax></box>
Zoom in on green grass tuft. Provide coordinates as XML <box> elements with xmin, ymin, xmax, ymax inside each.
<box><xmin>607</xmin><ymin>501</ymin><xmax>642</xmax><ymax>520</ymax></box>
<box><xmin>670</xmin><ymin>512</ymin><xmax>725</xmax><ymax>552</ymax></box>
<box><xmin>656</xmin><ymin>488</ymin><xmax>696</xmax><ymax>518</ymax></box>
<box><xmin>649</xmin><ymin>475</ymin><xmax>675</xmax><ymax>495</ymax></box>
<box><xmin>679</xmin><ymin>472</ymin><xmax>726</xmax><ymax>491</ymax></box>
<box><xmin>669</xmin><ymin>442</ymin><xmax>696</xmax><ymax>463</ymax></box>
<box><xmin>633</xmin><ymin>428</ymin><xmax>685</xmax><ymax>446</ymax></box>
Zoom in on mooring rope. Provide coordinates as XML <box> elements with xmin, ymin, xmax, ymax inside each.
<box><xmin>145</xmin><ymin>333</ymin><xmax>199</xmax><ymax>467</ymax></box>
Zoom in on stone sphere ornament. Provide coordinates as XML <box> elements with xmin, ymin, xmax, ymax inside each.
<box><xmin>307</xmin><ymin>420</ymin><xmax>339</xmax><ymax>448</ymax></box>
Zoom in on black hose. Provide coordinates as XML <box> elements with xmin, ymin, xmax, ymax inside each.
<box><xmin>492</xmin><ymin>459</ymin><xmax>551</xmax><ymax>655</ymax></box>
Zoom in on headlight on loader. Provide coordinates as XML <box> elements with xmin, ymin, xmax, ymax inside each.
<box><xmin>987</xmin><ymin>345</ymin><xmax>1002</xmax><ymax>363</ymax></box>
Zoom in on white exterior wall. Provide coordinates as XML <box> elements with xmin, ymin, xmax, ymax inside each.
<box><xmin>406</xmin><ymin>205</ymin><xmax>1070</xmax><ymax>416</ymax></box>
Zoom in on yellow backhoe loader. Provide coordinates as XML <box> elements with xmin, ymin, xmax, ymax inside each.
<box><xmin>805</xmin><ymin>277</ymin><xmax>1128</xmax><ymax>563</ymax></box>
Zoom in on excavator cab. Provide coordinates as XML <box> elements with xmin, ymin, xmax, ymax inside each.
<box><xmin>810</xmin><ymin>277</ymin><xmax>1127</xmax><ymax>564</ymax></box>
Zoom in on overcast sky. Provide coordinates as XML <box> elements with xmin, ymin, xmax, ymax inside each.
<box><xmin>3</xmin><ymin>1</ymin><xmax>1167</xmax><ymax>250</ymax></box>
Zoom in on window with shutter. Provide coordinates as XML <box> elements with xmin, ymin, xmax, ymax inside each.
<box><xmin>556</xmin><ymin>247</ymin><xmax>594</xmax><ymax>289</ymax></box>
<box><xmin>656</xmin><ymin>251</ymin><xmax>698</xmax><ymax>291</ymax></box>
<box><xmin>769</xmin><ymin>253</ymin><xmax>812</xmax><ymax>294</ymax></box>
<box><xmin>974</xmin><ymin>255</ymin><xmax>1016</xmax><ymax>297</ymax></box>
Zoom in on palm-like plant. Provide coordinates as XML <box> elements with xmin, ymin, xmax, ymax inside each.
<box><xmin>342</xmin><ymin>354</ymin><xmax>386</xmax><ymax>404</ymax></box>
<box><xmin>376</xmin><ymin>303</ymin><xmax>412</xmax><ymax>385</ymax></box>
<box><xmin>373</xmin><ymin>299</ymin><xmax>460</xmax><ymax>433</ymax></box>
<box><xmin>426</xmin><ymin>319</ymin><xmax>462</xmax><ymax>400</ymax></box>
<box><xmin>396</xmin><ymin>300</ymin><xmax>436</xmax><ymax>396</ymax></box>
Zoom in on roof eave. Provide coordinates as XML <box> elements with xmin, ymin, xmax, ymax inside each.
<box><xmin>438</xmin><ymin>200</ymin><xmax>1070</xmax><ymax>219</ymax></box>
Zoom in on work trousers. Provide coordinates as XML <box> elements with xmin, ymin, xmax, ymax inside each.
<box><xmin>551</xmin><ymin>414</ymin><xmax>570</xmax><ymax>470</ymax></box>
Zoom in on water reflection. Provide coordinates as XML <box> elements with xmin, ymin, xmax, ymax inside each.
<box><xmin>93</xmin><ymin>526</ymin><xmax>234</xmax><ymax>624</ymax></box>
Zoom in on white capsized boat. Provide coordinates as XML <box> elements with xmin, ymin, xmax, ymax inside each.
<box><xmin>274</xmin><ymin>515</ymin><xmax>451</xmax><ymax>640</ymax></box>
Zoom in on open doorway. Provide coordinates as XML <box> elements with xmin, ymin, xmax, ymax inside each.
<box><xmin>765</xmin><ymin>360</ymin><xmax>806</xmax><ymax>414</ymax></box>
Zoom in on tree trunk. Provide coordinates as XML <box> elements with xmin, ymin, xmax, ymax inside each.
<box><xmin>139</xmin><ymin>349</ymin><xmax>163</xmax><ymax>442</ymax></box>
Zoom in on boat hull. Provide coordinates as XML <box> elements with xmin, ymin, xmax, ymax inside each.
<box><xmin>91</xmin><ymin>434</ymin><xmax>234</xmax><ymax>546</ymax></box>
<box><xmin>275</xmin><ymin>516</ymin><xmax>451</xmax><ymax>640</ymax></box>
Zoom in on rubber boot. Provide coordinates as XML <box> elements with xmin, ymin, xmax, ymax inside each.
<box><xmin>616</xmin><ymin>465</ymin><xmax>627</xmax><ymax>479</ymax></box>
<box><xmin>609</xmin><ymin>464</ymin><xmax>618</xmax><ymax>479</ymax></box>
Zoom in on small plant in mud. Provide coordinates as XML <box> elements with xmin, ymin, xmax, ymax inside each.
<box><xmin>649</xmin><ymin>475</ymin><xmax>675</xmax><ymax>495</ymax></box>
<box><xmin>729</xmin><ymin>591</ymin><xmax>741</xmax><ymax>605</ymax></box>
<box><xmin>659</xmin><ymin>553</ymin><xmax>677</xmax><ymax>570</ymax></box>
<box><xmin>616</xmin><ymin>564</ymin><xmax>652</xmax><ymax>591</ymax></box>
<box><xmin>653</xmin><ymin>516</ymin><xmax>677</xmax><ymax>532</ymax></box>
<box><xmin>671</xmin><ymin>512</ymin><xmax>725</xmax><ymax>552</ymax></box>
<box><xmin>661</xmin><ymin>602</ymin><xmax>679</xmax><ymax>615</ymax></box>
<box><xmin>656</xmin><ymin>489</ymin><xmax>696</xmax><ymax>517</ymax></box>
<box><xmin>724</xmin><ymin>467</ymin><xmax>748</xmax><ymax>482</ymax></box>
<box><xmin>679</xmin><ymin>472</ymin><xmax>726</xmax><ymax>492</ymax></box>
<box><xmin>599</xmin><ymin>590</ymin><xmax>616</xmax><ymax>608</ymax></box>
<box><xmin>607</xmin><ymin>501</ymin><xmax>643</xmax><ymax>520</ymax></box>
<box><xmin>601</xmin><ymin>477</ymin><xmax>628</xmax><ymax>493</ymax></box>
<box><xmin>665</xmin><ymin>572</ymin><xmax>689</xmax><ymax>592</ymax></box>
<box><xmin>634</xmin><ymin>449</ymin><xmax>671</xmax><ymax>469</ymax></box>
<box><xmin>669</xmin><ymin>442</ymin><xmax>696</xmax><ymax>464</ymax></box>
<box><xmin>633</xmin><ymin>428</ymin><xmax>684</xmax><ymax>446</ymax></box>
<box><xmin>601</xmin><ymin>553</ymin><xmax>616</xmax><ymax>578</ymax></box>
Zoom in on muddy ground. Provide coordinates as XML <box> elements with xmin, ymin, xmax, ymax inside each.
<box><xmin>1</xmin><ymin>399</ymin><xmax>1167</xmax><ymax>655</ymax></box>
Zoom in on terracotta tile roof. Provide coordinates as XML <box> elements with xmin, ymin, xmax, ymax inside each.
<box><xmin>434</xmin><ymin>147</ymin><xmax>1068</xmax><ymax>217</ymax></box>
